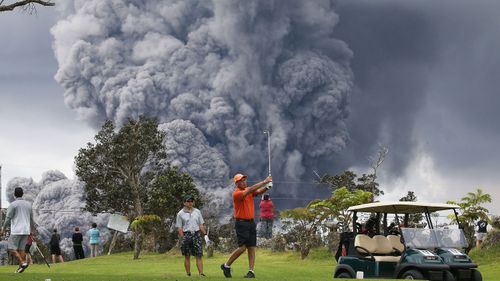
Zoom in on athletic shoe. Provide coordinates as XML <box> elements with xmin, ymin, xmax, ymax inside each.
<box><xmin>199</xmin><ymin>273</ymin><xmax>206</xmax><ymax>277</ymax></box>
<box><xmin>220</xmin><ymin>264</ymin><xmax>232</xmax><ymax>278</ymax></box>
<box><xmin>187</xmin><ymin>272</ymin><xmax>191</xmax><ymax>276</ymax></box>
<box><xmin>244</xmin><ymin>271</ymin><xmax>255</xmax><ymax>278</ymax></box>
<box><xmin>16</xmin><ymin>263</ymin><xmax>29</xmax><ymax>273</ymax></box>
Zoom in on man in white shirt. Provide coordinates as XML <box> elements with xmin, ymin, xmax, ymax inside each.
<box><xmin>0</xmin><ymin>187</ymin><xmax>35</xmax><ymax>273</ymax></box>
<box><xmin>175</xmin><ymin>195</ymin><xmax>209</xmax><ymax>277</ymax></box>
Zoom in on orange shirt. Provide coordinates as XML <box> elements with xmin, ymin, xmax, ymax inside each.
<box><xmin>233</xmin><ymin>188</ymin><xmax>255</xmax><ymax>220</ymax></box>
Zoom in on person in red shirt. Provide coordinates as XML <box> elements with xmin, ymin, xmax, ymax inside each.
<box><xmin>221</xmin><ymin>173</ymin><xmax>272</xmax><ymax>279</ymax></box>
<box><xmin>259</xmin><ymin>194</ymin><xmax>274</xmax><ymax>239</ymax></box>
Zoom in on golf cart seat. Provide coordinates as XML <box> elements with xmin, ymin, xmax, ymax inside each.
<box><xmin>354</xmin><ymin>234</ymin><xmax>401</xmax><ymax>262</ymax></box>
<box><xmin>387</xmin><ymin>235</ymin><xmax>404</xmax><ymax>253</ymax></box>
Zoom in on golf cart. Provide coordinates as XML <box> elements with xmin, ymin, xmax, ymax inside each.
<box><xmin>333</xmin><ymin>202</ymin><xmax>482</xmax><ymax>280</ymax></box>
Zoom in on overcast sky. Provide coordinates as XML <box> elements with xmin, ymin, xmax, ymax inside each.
<box><xmin>1</xmin><ymin>1</ymin><xmax>499</xmax><ymax>214</ymax></box>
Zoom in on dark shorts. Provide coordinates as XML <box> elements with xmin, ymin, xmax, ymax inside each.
<box><xmin>235</xmin><ymin>220</ymin><xmax>257</xmax><ymax>247</ymax></box>
<box><xmin>51</xmin><ymin>245</ymin><xmax>61</xmax><ymax>256</ymax></box>
<box><xmin>181</xmin><ymin>232</ymin><xmax>203</xmax><ymax>257</ymax></box>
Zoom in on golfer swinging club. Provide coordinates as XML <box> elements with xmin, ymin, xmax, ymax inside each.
<box><xmin>221</xmin><ymin>173</ymin><xmax>272</xmax><ymax>278</ymax></box>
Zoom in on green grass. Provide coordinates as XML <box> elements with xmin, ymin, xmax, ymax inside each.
<box><xmin>468</xmin><ymin>243</ymin><xmax>500</xmax><ymax>280</ymax></box>
<box><xmin>0</xmin><ymin>247</ymin><xmax>497</xmax><ymax>280</ymax></box>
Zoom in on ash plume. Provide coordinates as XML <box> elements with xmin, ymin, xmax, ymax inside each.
<box><xmin>51</xmin><ymin>0</ymin><xmax>354</xmax><ymax>204</ymax></box>
<box><xmin>6</xmin><ymin>171</ymin><xmax>110</xmax><ymax>258</ymax></box>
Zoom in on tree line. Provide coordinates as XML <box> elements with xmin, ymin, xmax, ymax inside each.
<box><xmin>75</xmin><ymin>117</ymin><xmax>492</xmax><ymax>259</ymax></box>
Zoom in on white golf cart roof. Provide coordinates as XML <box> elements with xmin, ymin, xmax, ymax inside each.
<box><xmin>348</xmin><ymin>202</ymin><xmax>460</xmax><ymax>213</ymax></box>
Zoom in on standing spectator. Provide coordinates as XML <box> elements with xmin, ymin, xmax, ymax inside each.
<box><xmin>220</xmin><ymin>173</ymin><xmax>272</xmax><ymax>279</ymax></box>
<box><xmin>476</xmin><ymin>219</ymin><xmax>488</xmax><ymax>248</ymax></box>
<box><xmin>0</xmin><ymin>234</ymin><xmax>8</xmax><ymax>266</ymax></box>
<box><xmin>259</xmin><ymin>194</ymin><xmax>274</xmax><ymax>239</ymax></box>
<box><xmin>0</xmin><ymin>187</ymin><xmax>35</xmax><ymax>273</ymax></box>
<box><xmin>25</xmin><ymin>234</ymin><xmax>33</xmax><ymax>265</ymax></box>
<box><xmin>50</xmin><ymin>229</ymin><xmax>64</xmax><ymax>263</ymax></box>
<box><xmin>72</xmin><ymin>227</ymin><xmax>85</xmax><ymax>259</ymax></box>
<box><xmin>87</xmin><ymin>223</ymin><xmax>100</xmax><ymax>257</ymax></box>
<box><xmin>175</xmin><ymin>195</ymin><xmax>208</xmax><ymax>277</ymax></box>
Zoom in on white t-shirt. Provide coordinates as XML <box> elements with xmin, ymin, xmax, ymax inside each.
<box><xmin>3</xmin><ymin>198</ymin><xmax>33</xmax><ymax>235</ymax></box>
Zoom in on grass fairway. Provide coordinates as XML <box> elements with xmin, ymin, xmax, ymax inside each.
<box><xmin>0</xmin><ymin>247</ymin><xmax>496</xmax><ymax>280</ymax></box>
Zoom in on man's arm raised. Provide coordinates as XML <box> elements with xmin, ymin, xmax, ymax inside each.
<box><xmin>242</xmin><ymin>176</ymin><xmax>272</xmax><ymax>197</ymax></box>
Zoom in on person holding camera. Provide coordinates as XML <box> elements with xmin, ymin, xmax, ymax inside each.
<box><xmin>220</xmin><ymin>173</ymin><xmax>272</xmax><ymax>278</ymax></box>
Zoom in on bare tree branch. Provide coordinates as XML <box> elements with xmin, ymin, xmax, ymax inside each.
<box><xmin>0</xmin><ymin>0</ymin><xmax>54</xmax><ymax>13</ymax></box>
<box><xmin>368</xmin><ymin>144</ymin><xmax>389</xmax><ymax>182</ymax></box>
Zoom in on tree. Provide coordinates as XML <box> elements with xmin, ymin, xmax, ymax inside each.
<box><xmin>0</xmin><ymin>0</ymin><xmax>54</xmax><ymax>13</ymax></box>
<box><xmin>75</xmin><ymin>117</ymin><xmax>196</xmax><ymax>259</ymax></box>
<box><xmin>309</xmin><ymin>187</ymin><xmax>373</xmax><ymax>232</ymax></box>
<box><xmin>319</xmin><ymin>170</ymin><xmax>382</xmax><ymax>202</ymax></box>
<box><xmin>447</xmin><ymin>188</ymin><xmax>492</xmax><ymax>253</ymax></box>
<box><xmin>146</xmin><ymin>165</ymin><xmax>202</xmax><ymax>252</ymax></box>
<box><xmin>319</xmin><ymin>170</ymin><xmax>357</xmax><ymax>192</ymax></box>
<box><xmin>399</xmin><ymin>191</ymin><xmax>425</xmax><ymax>227</ymax></box>
<box><xmin>280</xmin><ymin>206</ymin><xmax>324</xmax><ymax>259</ymax></box>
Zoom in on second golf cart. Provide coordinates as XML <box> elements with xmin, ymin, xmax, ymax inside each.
<box><xmin>333</xmin><ymin>202</ymin><xmax>482</xmax><ymax>280</ymax></box>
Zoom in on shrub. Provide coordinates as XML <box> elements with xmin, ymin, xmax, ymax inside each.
<box><xmin>490</xmin><ymin>215</ymin><xmax>500</xmax><ymax>230</ymax></box>
<box><xmin>481</xmin><ymin>229</ymin><xmax>500</xmax><ymax>249</ymax></box>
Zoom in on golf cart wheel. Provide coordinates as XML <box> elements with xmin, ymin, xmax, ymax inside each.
<box><xmin>401</xmin><ymin>269</ymin><xmax>424</xmax><ymax>280</ymax></box>
<box><xmin>472</xmin><ymin>269</ymin><xmax>482</xmax><ymax>281</ymax></box>
<box><xmin>444</xmin><ymin>271</ymin><xmax>456</xmax><ymax>281</ymax></box>
<box><xmin>336</xmin><ymin>272</ymin><xmax>353</xmax><ymax>278</ymax></box>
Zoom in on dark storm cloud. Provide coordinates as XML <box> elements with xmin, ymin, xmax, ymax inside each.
<box><xmin>332</xmin><ymin>0</ymin><xmax>439</xmax><ymax>177</ymax></box>
<box><xmin>332</xmin><ymin>0</ymin><xmax>500</xmax><ymax>197</ymax></box>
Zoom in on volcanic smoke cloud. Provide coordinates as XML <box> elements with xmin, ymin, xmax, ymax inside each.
<box><xmin>52</xmin><ymin>0</ymin><xmax>353</xmax><ymax>202</ymax></box>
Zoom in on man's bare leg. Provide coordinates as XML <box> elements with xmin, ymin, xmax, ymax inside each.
<box><xmin>184</xmin><ymin>255</ymin><xmax>191</xmax><ymax>275</ymax></box>
<box><xmin>247</xmin><ymin>246</ymin><xmax>256</xmax><ymax>271</ymax></box>
<box><xmin>9</xmin><ymin>250</ymin><xmax>25</xmax><ymax>265</ymax></box>
<box><xmin>196</xmin><ymin>256</ymin><xmax>203</xmax><ymax>274</ymax></box>
<box><xmin>225</xmin><ymin>245</ymin><xmax>247</xmax><ymax>266</ymax></box>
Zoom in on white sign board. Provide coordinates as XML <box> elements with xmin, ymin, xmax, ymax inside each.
<box><xmin>107</xmin><ymin>214</ymin><xmax>130</xmax><ymax>233</ymax></box>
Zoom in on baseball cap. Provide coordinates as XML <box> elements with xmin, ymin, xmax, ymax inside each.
<box><xmin>184</xmin><ymin>195</ymin><xmax>194</xmax><ymax>202</ymax></box>
<box><xmin>233</xmin><ymin>173</ymin><xmax>247</xmax><ymax>183</ymax></box>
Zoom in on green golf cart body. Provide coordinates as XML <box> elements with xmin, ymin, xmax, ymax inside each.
<box><xmin>333</xmin><ymin>202</ymin><xmax>482</xmax><ymax>280</ymax></box>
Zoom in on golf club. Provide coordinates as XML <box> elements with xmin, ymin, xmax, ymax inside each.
<box><xmin>31</xmin><ymin>241</ymin><xmax>50</xmax><ymax>268</ymax></box>
<box><xmin>263</xmin><ymin>130</ymin><xmax>272</xmax><ymax>191</ymax></box>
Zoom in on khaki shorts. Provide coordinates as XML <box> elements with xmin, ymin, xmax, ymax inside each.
<box><xmin>8</xmin><ymin>235</ymin><xmax>29</xmax><ymax>251</ymax></box>
<box><xmin>475</xmin><ymin>232</ymin><xmax>487</xmax><ymax>241</ymax></box>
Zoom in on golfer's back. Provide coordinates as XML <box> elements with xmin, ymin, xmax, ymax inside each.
<box><xmin>7</xmin><ymin>199</ymin><xmax>32</xmax><ymax>235</ymax></box>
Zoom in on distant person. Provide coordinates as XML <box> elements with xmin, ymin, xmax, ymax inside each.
<box><xmin>360</xmin><ymin>216</ymin><xmax>377</xmax><ymax>237</ymax></box>
<box><xmin>72</xmin><ymin>227</ymin><xmax>85</xmax><ymax>259</ymax></box>
<box><xmin>220</xmin><ymin>173</ymin><xmax>272</xmax><ymax>279</ymax></box>
<box><xmin>25</xmin><ymin>234</ymin><xmax>33</xmax><ymax>265</ymax></box>
<box><xmin>175</xmin><ymin>195</ymin><xmax>208</xmax><ymax>277</ymax></box>
<box><xmin>0</xmin><ymin>187</ymin><xmax>35</xmax><ymax>273</ymax></box>
<box><xmin>476</xmin><ymin>219</ymin><xmax>488</xmax><ymax>248</ymax></box>
<box><xmin>0</xmin><ymin>233</ymin><xmax>8</xmax><ymax>266</ymax></box>
<box><xmin>259</xmin><ymin>194</ymin><xmax>274</xmax><ymax>239</ymax></box>
<box><xmin>50</xmin><ymin>229</ymin><xmax>64</xmax><ymax>263</ymax></box>
<box><xmin>87</xmin><ymin>223</ymin><xmax>100</xmax><ymax>257</ymax></box>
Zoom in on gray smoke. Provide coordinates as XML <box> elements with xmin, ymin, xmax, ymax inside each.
<box><xmin>51</xmin><ymin>0</ymin><xmax>354</xmax><ymax>203</ymax></box>
<box><xmin>6</xmin><ymin>171</ymin><xmax>111</xmax><ymax>258</ymax></box>
<box><xmin>6</xmin><ymin>177</ymin><xmax>41</xmax><ymax>203</ymax></box>
<box><xmin>159</xmin><ymin>119</ymin><xmax>232</xmax><ymax>216</ymax></box>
